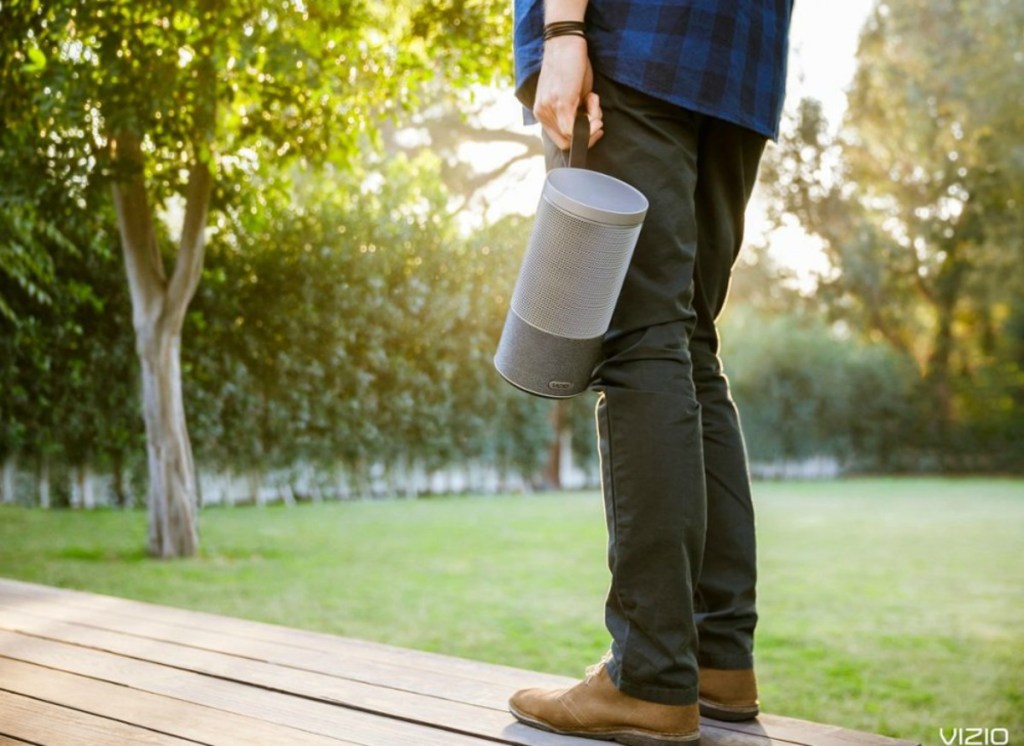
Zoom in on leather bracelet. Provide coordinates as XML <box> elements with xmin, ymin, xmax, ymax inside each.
<box><xmin>543</xmin><ymin>20</ymin><xmax>587</xmax><ymax>41</ymax></box>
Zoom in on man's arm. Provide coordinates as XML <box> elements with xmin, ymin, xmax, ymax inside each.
<box><xmin>533</xmin><ymin>0</ymin><xmax>603</xmax><ymax>150</ymax></box>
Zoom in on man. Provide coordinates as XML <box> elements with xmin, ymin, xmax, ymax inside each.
<box><xmin>508</xmin><ymin>1</ymin><xmax>793</xmax><ymax>744</ymax></box>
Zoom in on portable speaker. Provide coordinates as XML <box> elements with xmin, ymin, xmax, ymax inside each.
<box><xmin>495</xmin><ymin>113</ymin><xmax>648</xmax><ymax>398</ymax></box>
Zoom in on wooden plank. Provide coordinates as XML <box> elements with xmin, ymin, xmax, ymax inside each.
<box><xmin>0</xmin><ymin>632</ymin><xmax>501</xmax><ymax>746</ymax></box>
<box><xmin>0</xmin><ymin>605</ymin><xmax>509</xmax><ymax>732</ymax></box>
<box><xmin>1</xmin><ymin>578</ymin><xmax>779</xmax><ymax>744</ymax></box>
<box><xmin>0</xmin><ymin>602</ymin><xmax>793</xmax><ymax>745</ymax></box>
<box><xmin>0</xmin><ymin>578</ymin><xmax>572</xmax><ymax>691</ymax></box>
<box><xmin>0</xmin><ymin>657</ymin><xmax>357</xmax><ymax>746</ymax></box>
<box><xmin>710</xmin><ymin>716</ymin><xmax>919</xmax><ymax>746</ymax></box>
<box><xmin>0</xmin><ymin>623</ymin><xmax>596</xmax><ymax>746</ymax></box>
<box><xmin>0</xmin><ymin>690</ymin><xmax>197</xmax><ymax>746</ymax></box>
<box><xmin>0</xmin><ymin>591</ymin><xmax>529</xmax><ymax>709</ymax></box>
<box><xmin>0</xmin><ymin>578</ymin><xmax>917</xmax><ymax>744</ymax></box>
<box><xmin>0</xmin><ymin>580</ymin><xmax>920</xmax><ymax>746</ymax></box>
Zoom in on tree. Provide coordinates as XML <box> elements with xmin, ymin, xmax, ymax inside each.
<box><xmin>1</xmin><ymin>0</ymin><xmax>511</xmax><ymax>554</ymax></box>
<box><xmin>763</xmin><ymin>0</ymin><xmax>1024</xmax><ymax>462</ymax></box>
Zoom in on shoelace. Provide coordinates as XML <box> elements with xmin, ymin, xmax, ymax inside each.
<box><xmin>584</xmin><ymin>650</ymin><xmax>614</xmax><ymax>680</ymax></box>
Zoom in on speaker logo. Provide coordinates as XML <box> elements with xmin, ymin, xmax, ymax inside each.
<box><xmin>548</xmin><ymin>381</ymin><xmax>574</xmax><ymax>392</ymax></box>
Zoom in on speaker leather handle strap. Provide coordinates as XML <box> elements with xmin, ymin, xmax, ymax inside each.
<box><xmin>568</xmin><ymin>110</ymin><xmax>589</xmax><ymax>168</ymax></box>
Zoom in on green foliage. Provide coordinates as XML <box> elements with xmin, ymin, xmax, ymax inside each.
<box><xmin>0</xmin><ymin>202</ymin><xmax>58</xmax><ymax>322</ymax></box>
<box><xmin>183</xmin><ymin>154</ymin><xmax>551</xmax><ymax>488</ymax></box>
<box><xmin>0</xmin><ymin>131</ymin><xmax>558</xmax><ymax>500</ymax></box>
<box><xmin>0</xmin><ymin>217</ymin><xmax>140</xmax><ymax>491</ymax></box>
<box><xmin>724</xmin><ymin>307</ymin><xmax>920</xmax><ymax>469</ymax></box>
<box><xmin>0</xmin><ymin>0</ymin><xmax>511</xmax><ymax>189</ymax></box>
<box><xmin>0</xmin><ymin>82</ymin><xmax>139</xmax><ymax>478</ymax></box>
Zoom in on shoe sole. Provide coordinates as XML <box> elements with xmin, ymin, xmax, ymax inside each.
<box><xmin>509</xmin><ymin>702</ymin><xmax>701</xmax><ymax>746</ymax></box>
<box><xmin>698</xmin><ymin>698</ymin><xmax>759</xmax><ymax>722</ymax></box>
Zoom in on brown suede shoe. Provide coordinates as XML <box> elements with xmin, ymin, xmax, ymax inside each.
<box><xmin>509</xmin><ymin>662</ymin><xmax>700</xmax><ymax>745</ymax></box>
<box><xmin>698</xmin><ymin>667</ymin><xmax>759</xmax><ymax>721</ymax></box>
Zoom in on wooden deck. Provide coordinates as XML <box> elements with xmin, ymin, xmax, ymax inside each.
<box><xmin>0</xmin><ymin>578</ymin><xmax>919</xmax><ymax>746</ymax></box>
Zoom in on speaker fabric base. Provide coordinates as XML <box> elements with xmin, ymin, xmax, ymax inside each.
<box><xmin>494</xmin><ymin>309</ymin><xmax>601</xmax><ymax>399</ymax></box>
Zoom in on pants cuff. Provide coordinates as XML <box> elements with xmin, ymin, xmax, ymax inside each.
<box><xmin>698</xmin><ymin>651</ymin><xmax>755</xmax><ymax>670</ymax></box>
<box><xmin>606</xmin><ymin>658</ymin><xmax>699</xmax><ymax>706</ymax></box>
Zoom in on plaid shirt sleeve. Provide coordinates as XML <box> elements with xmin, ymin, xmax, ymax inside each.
<box><xmin>514</xmin><ymin>0</ymin><xmax>793</xmax><ymax>141</ymax></box>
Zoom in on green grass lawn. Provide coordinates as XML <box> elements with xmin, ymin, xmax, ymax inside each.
<box><xmin>1</xmin><ymin>477</ymin><xmax>1021</xmax><ymax>744</ymax></box>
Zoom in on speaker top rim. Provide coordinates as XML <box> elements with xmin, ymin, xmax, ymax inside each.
<box><xmin>544</xmin><ymin>168</ymin><xmax>648</xmax><ymax>226</ymax></box>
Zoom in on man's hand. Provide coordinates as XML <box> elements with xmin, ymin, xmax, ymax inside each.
<box><xmin>533</xmin><ymin>35</ymin><xmax>604</xmax><ymax>151</ymax></box>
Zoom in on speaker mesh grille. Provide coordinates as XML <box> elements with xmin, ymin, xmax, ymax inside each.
<box><xmin>512</xmin><ymin>197</ymin><xmax>641</xmax><ymax>339</ymax></box>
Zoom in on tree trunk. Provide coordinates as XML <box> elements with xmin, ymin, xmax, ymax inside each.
<box><xmin>71</xmin><ymin>465</ymin><xmax>95</xmax><ymax>509</ymax></box>
<box><xmin>542</xmin><ymin>401</ymin><xmax>566</xmax><ymax>489</ymax></box>
<box><xmin>111</xmin><ymin>451</ymin><xmax>129</xmax><ymax>508</ymax></box>
<box><xmin>111</xmin><ymin>132</ymin><xmax>211</xmax><ymax>558</ymax></box>
<box><xmin>1</xmin><ymin>455</ymin><xmax>16</xmax><ymax>505</ymax></box>
<box><xmin>38</xmin><ymin>458</ymin><xmax>50</xmax><ymax>509</ymax></box>
<box><xmin>247</xmin><ymin>469</ymin><xmax>264</xmax><ymax>507</ymax></box>
<box><xmin>139</xmin><ymin>329</ymin><xmax>200</xmax><ymax>553</ymax></box>
<box><xmin>926</xmin><ymin>257</ymin><xmax>965</xmax><ymax>456</ymax></box>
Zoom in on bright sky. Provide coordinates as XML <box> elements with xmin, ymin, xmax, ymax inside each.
<box><xmin>462</xmin><ymin>0</ymin><xmax>878</xmax><ymax>288</ymax></box>
<box><xmin>757</xmin><ymin>0</ymin><xmax>876</xmax><ymax>286</ymax></box>
<box><xmin>786</xmin><ymin>0</ymin><xmax>876</xmax><ymax>131</ymax></box>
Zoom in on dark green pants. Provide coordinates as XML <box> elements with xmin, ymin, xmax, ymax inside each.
<box><xmin>546</xmin><ymin>74</ymin><xmax>766</xmax><ymax>706</ymax></box>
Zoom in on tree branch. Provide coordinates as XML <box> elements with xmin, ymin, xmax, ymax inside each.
<box><xmin>461</xmin><ymin>150</ymin><xmax>539</xmax><ymax>194</ymax></box>
<box><xmin>166</xmin><ymin>160</ymin><xmax>213</xmax><ymax>333</ymax></box>
<box><xmin>110</xmin><ymin>132</ymin><xmax>166</xmax><ymax>336</ymax></box>
<box><xmin>380</xmin><ymin>108</ymin><xmax>544</xmax><ymax>205</ymax></box>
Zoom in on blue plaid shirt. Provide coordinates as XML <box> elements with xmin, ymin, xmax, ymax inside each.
<box><xmin>514</xmin><ymin>0</ymin><xmax>793</xmax><ymax>140</ymax></box>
